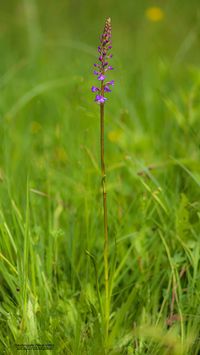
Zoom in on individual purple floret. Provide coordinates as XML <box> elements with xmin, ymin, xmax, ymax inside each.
<box><xmin>95</xmin><ymin>95</ymin><xmax>107</xmax><ymax>103</ymax></box>
<box><xmin>98</xmin><ymin>74</ymin><xmax>106</xmax><ymax>81</ymax></box>
<box><xmin>104</xmin><ymin>86</ymin><xmax>112</xmax><ymax>92</ymax></box>
<box><xmin>91</xmin><ymin>18</ymin><xmax>114</xmax><ymax>104</ymax></box>
<box><xmin>91</xmin><ymin>86</ymin><xmax>100</xmax><ymax>92</ymax></box>
<box><xmin>106</xmin><ymin>80</ymin><xmax>114</xmax><ymax>85</ymax></box>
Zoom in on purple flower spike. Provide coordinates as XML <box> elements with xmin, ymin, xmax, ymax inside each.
<box><xmin>95</xmin><ymin>95</ymin><xmax>107</xmax><ymax>104</ymax></box>
<box><xmin>91</xmin><ymin>86</ymin><xmax>100</xmax><ymax>92</ymax></box>
<box><xmin>91</xmin><ymin>18</ymin><xmax>114</xmax><ymax>104</ymax></box>
<box><xmin>98</xmin><ymin>74</ymin><xmax>105</xmax><ymax>81</ymax></box>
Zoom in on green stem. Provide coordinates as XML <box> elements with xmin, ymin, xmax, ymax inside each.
<box><xmin>100</xmin><ymin>81</ymin><xmax>109</xmax><ymax>345</ymax></box>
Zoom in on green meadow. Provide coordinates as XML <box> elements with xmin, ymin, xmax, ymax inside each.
<box><xmin>0</xmin><ymin>0</ymin><xmax>200</xmax><ymax>354</ymax></box>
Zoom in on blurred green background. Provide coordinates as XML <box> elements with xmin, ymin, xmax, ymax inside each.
<box><xmin>1</xmin><ymin>0</ymin><xmax>200</xmax><ymax>199</ymax></box>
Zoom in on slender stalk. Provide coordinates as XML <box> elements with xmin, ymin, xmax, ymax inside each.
<box><xmin>100</xmin><ymin>81</ymin><xmax>109</xmax><ymax>342</ymax></box>
<box><xmin>91</xmin><ymin>17</ymin><xmax>113</xmax><ymax>347</ymax></box>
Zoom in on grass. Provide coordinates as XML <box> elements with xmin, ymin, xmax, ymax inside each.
<box><xmin>0</xmin><ymin>0</ymin><xmax>200</xmax><ymax>354</ymax></box>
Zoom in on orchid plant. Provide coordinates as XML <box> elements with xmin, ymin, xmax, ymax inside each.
<box><xmin>91</xmin><ymin>18</ymin><xmax>114</xmax><ymax>345</ymax></box>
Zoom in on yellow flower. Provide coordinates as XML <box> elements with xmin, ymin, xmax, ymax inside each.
<box><xmin>54</xmin><ymin>147</ymin><xmax>68</xmax><ymax>163</ymax></box>
<box><xmin>31</xmin><ymin>121</ymin><xmax>42</xmax><ymax>134</ymax></box>
<box><xmin>108</xmin><ymin>130</ymin><xmax>123</xmax><ymax>143</ymax></box>
<box><xmin>146</xmin><ymin>7</ymin><xmax>164</xmax><ymax>22</ymax></box>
